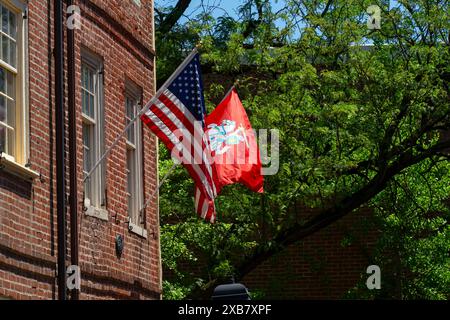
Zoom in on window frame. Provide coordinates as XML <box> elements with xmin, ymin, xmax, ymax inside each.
<box><xmin>125</xmin><ymin>82</ymin><xmax>146</xmax><ymax>237</ymax></box>
<box><xmin>81</xmin><ymin>50</ymin><xmax>106</xmax><ymax>220</ymax></box>
<box><xmin>0</xmin><ymin>0</ymin><xmax>29</xmax><ymax>167</ymax></box>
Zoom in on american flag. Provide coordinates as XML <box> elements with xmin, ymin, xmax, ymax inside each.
<box><xmin>141</xmin><ymin>50</ymin><xmax>217</xmax><ymax>223</ymax></box>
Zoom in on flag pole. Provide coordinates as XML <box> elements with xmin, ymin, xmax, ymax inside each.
<box><xmin>84</xmin><ymin>47</ymin><xmax>199</xmax><ymax>182</ymax></box>
<box><xmin>140</xmin><ymin>161</ymin><xmax>178</xmax><ymax>212</ymax></box>
<box><xmin>218</xmin><ymin>80</ymin><xmax>239</xmax><ymax>106</ymax></box>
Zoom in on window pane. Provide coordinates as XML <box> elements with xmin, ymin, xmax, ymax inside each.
<box><xmin>85</xmin><ymin>67</ymin><xmax>89</xmax><ymax>90</ymax></box>
<box><xmin>0</xmin><ymin>96</ymin><xmax>5</xmax><ymax>123</ymax></box>
<box><xmin>6</xmin><ymin>122</ymin><xmax>13</xmax><ymax>155</ymax></box>
<box><xmin>82</xmin><ymin>91</ymin><xmax>95</xmax><ymax>119</ymax></box>
<box><xmin>83</xmin><ymin>125</ymin><xmax>91</xmax><ymax>172</ymax></box>
<box><xmin>126</xmin><ymin>98</ymin><xmax>130</xmax><ymax>112</ymax></box>
<box><xmin>9</xmin><ymin>39</ymin><xmax>15</xmax><ymax>67</ymax></box>
<box><xmin>89</xmin><ymin>71</ymin><xmax>94</xmax><ymax>93</ymax></box>
<box><xmin>0</xmin><ymin>125</ymin><xmax>5</xmax><ymax>153</ymax></box>
<box><xmin>127</xmin><ymin>149</ymin><xmax>136</xmax><ymax>218</ymax></box>
<box><xmin>83</xmin><ymin>125</ymin><xmax>90</xmax><ymax>149</ymax></box>
<box><xmin>0</xmin><ymin>67</ymin><xmax>4</xmax><ymax>93</ymax></box>
<box><xmin>8</xmin><ymin>11</ymin><xmax>15</xmax><ymax>39</ymax></box>
<box><xmin>6</xmin><ymin>70</ymin><xmax>14</xmax><ymax>97</ymax></box>
<box><xmin>82</xmin><ymin>65</ymin><xmax>87</xmax><ymax>88</ymax></box>
<box><xmin>86</xmin><ymin>69</ymin><xmax>90</xmax><ymax>90</ymax></box>
<box><xmin>128</xmin><ymin>123</ymin><xmax>135</xmax><ymax>144</ymax></box>
<box><xmin>82</xmin><ymin>64</ymin><xmax>96</xmax><ymax>119</ymax></box>
<box><xmin>127</xmin><ymin>100</ymin><xmax>133</xmax><ymax>118</ymax></box>
<box><xmin>2</xmin><ymin>35</ymin><xmax>8</xmax><ymax>64</ymax></box>
<box><xmin>89</xmin><ymin>94</ymin><xmax>94</xmax><ymax>118</ymax></box>
<box><xmin>84</xmin><ymin>183</ymin><xmax>91</xmax><ymax>202</ymax></box>
<box><xmin>83</xmin><ymin>146</ymin><xmax>90</xmax><ymax>172</ymax></box>
<box><xmin>1</xmin><ymin>6</ymin><xmax>8</xmax><ymax>35</ymax></box>
<box><xmin>85</xmin><ymin>67</ymin><xmax>90</xmax><ymax>89</ymax></box>
<box><xmin>7</xmin><ymin>99</ymin><xmax>14</xmax><ymax>127</ymax></box>
<box><xmin>127</xmin><ymin>151</ymin><xmax>133</xmax><ymax>193</ymax></box>
<box><xmin>82</xmin><ymin>91</ymin><xmax>87</xmax><ymax>114</ymax></box>
<box><xmin>126</xmin><ymin>97</ymin><xmax>136</xmax><ymax>144</ymax></box>
<box><xmin>84</xmin><ymin>178</ymin><xmax>91</xmax><ymax>204</ymax></box>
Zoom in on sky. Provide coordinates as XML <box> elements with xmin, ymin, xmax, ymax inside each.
<box><xmin>155</xmin><ymin>0</ymin><xmax>401</xmax><ymax>40</ymax></box>
<box><xmin>155</xmin><ymin>0</ymin><xmax>289</xmax><ymax>35</ymax></box>
<box><xmin>156</xmin><ymin>0</ymin><xmax>401</xmax><ymax>20</ymax></box>
<box><xmin>186</xmin><ymin>0</ymin><xmax>247</xmax><ymax>18</ymax></box>
<box><xmin>155</xmin><ymin>0</ymin><xmax>287</xmax><ymax>21</ymax></box>
<box><xmin>185</xmin><ymin>0</ymin><xmax>287</xmax><ymax>18</ymax></box>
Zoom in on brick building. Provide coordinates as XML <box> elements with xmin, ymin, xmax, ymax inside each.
<box><xmin>0</xmin><ymin>0</ymin><xmax>161</xmax><ymax>299</ymax></box>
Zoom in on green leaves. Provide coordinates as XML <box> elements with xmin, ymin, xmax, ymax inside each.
<box><xmin>155</xmin><ymin>0</ymin><xmax>450</xmax><ymax>300</ymax></box>
<box><xmin>360</xmin><ymin>160</ymin><xmax>450</xmax><ymax>299</ymax></box>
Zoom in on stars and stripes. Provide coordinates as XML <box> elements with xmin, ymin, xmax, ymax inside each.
<box><xmin>140</xmin><ymin>50</ymin><xmax>217</xmax><ymax>222</ymax></box>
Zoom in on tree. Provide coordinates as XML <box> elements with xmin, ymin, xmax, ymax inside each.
<box><xmin>155</xmin><ymin>0</ymin><xmax>192</xmax><ymax>36</ymax></box>
<box><xmin>154</xmin><ymin>0</ymin><xmax>450</xmax><ymax>299</ymax></box>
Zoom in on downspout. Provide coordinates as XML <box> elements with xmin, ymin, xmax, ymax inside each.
<box><xmin>151</xmin><ymin>0</ymin><xmax>163</xmax><ymax>300</ymax></box>
<box><xmin>67</xmin><ymin>0</ymin><xmax>79</xmax><ymax>300</ymax></box>
<box><xmin>55</xmin><ymin>0</ymin><xmax>67</xmax><ymax>300</ymax></box>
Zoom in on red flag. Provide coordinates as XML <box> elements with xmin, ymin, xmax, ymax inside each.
<box><xmin>205</xmin><ymin>89</ymin><xmax>264</xmax><ymax>194</ymax></box>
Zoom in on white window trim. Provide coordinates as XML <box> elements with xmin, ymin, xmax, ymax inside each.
<box><xmin>84</xmin><ymin>199</ymin><xmax>108</xmax><ymax>221</ymax></box>
<box><xmin>81</xmin><ymin>50</ymin><xmax>106</xmax><ymax>218</ymax></box>
<box><xmin>125</xmin><ymin>83</ymin><xmax>145</xmax><ymax>237</ymax></box>
<box><xmin>0</xmin><ymin>0</ymin><xmax>29</xmax><ymax>170</ymax></box>
<box><xmin>128</xmin><ymin>221</ymin><xmax>147</xmax><ymax>239</ymax></box>
<box><xmin>0</xmin><ymin>152</ymin><xmax>39</xmax><ymax>181</ymax></box>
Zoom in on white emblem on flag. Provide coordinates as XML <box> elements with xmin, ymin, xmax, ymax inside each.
<box><xmin>207</xmin><ymin>120</ymin><xmax>249</xmax><ymax>155</ymax></box>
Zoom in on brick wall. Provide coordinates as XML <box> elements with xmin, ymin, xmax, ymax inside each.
<box><xmin>241</xmin><ymin>208</ymin><xmax>378</xmax><ymax>299</ymax></box>
<box><xmin>0</xmin><ymin>0</ymin><xmax>160</xmax><ymax>300</ymax></box>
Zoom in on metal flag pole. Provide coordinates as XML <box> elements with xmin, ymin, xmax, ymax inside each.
<box><xmin>140</xmin><ymin>161</ymin><xmax>178</xmax><ymax>212</ymax></box>
<box><xmin>83</xmin><ymin>47</ymin><xmax>199</xmax><ymax>182</ymax></box>
<box><xmin>218</xmin><ymin>81</ymin><xmax>238</xmax><ymax>106</ymax></box>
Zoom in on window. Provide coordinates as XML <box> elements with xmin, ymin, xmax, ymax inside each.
<box><xmin>0</xmin><ymin>0</ymin><xmax>27</xmax><ymax>165</ymax></box>
<box><xmin>82</xmin><ymin>53</ymin><xmax>105</xmax><ymax>214</ymax></box>
<box><xmin>125</xmin><ymin>84</ymin><xmax>144</xmax><ymax>235</ymax></box>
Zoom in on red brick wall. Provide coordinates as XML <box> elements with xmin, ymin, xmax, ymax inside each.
<box><xmin>88</xmin><ymin>0</ymin><xmax>153</xmax><ymax>50</ymax></box>
<box><xmin>241</xmin><ymin>208</ymin><xmax>378</xmax><ymax>299</ymax></box>
<box><xmin>0</xmin><ymin>0</ymin><xmax>160</xmax><ymax>300</ymax></box>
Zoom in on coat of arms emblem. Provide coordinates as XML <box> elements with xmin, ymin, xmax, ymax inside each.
<box><xmin>206</xmin><ymin>120</ymin><xmax>249</xmax><ymax>155</ymax></box>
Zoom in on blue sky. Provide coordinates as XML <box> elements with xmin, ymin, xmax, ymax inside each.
<box><xmin>156</xmin><ymin>0</ymin><xmax>401</xmax><ymax>40</ymax></box>
<box><xmin>155</xmin><ymin>0</ymin><xmax>286</xmax><ymax>20</ymax></box>
<box><xmin>155</xmin><ymin>0</ymin><xmax>289</xmax><ymax>35</ymax></box>
<box><xmin>156</xmin><ymin>1</ymin><xmax>401</xmax><ymax>27</ymax></box>
<box><xmin>185</xmin><ymin>0</ymin><xmax>287</xmax><ymax>17</ymax></box>
<box><xmin>156</xmin><ymin>0</ymin><xmax>401</xmax><ymax>19</ymax></box>
<box><xmin>186</xmin><ymin>0</ymin><xmax>246</xmax><ymax>18</ymax></box>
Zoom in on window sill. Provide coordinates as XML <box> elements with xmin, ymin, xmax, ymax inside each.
<box><xmin>0</xmin><ymin>153</ymin><xmax>40</xmax><ymax>182</ymax></box>
<box><xmin>85</xmin><ymin>205</ymin><xmax>109</xmax><ymax>221</ymax></box>
<box><xmin>129</xmin><ymin>222</ymin><xmax>148</xmax><ymax>239</ymax></box>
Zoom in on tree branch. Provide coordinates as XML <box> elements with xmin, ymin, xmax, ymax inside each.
<box><xmin>242</xmin><ymin>0</ymin><xmax>265</xmax><ymax>39</ymax></box>
<box><xmin>321</xmin><ymin>0</ymin><xmax>333</xmax><ymax>17</ymax></box>
<box><xmin>157</xmin><ymin>0</ymin><xmax>192</xmax><ymax>35</ymax></box>
<box><xmin>186</xmin><ymin>139</ymin><xmax>450</xmax><ymax>299</ymax></box>
<box><xmin>235</xmin><ymin>139</ymin><xmax>450</xmax><ymax>280</ymax></box>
